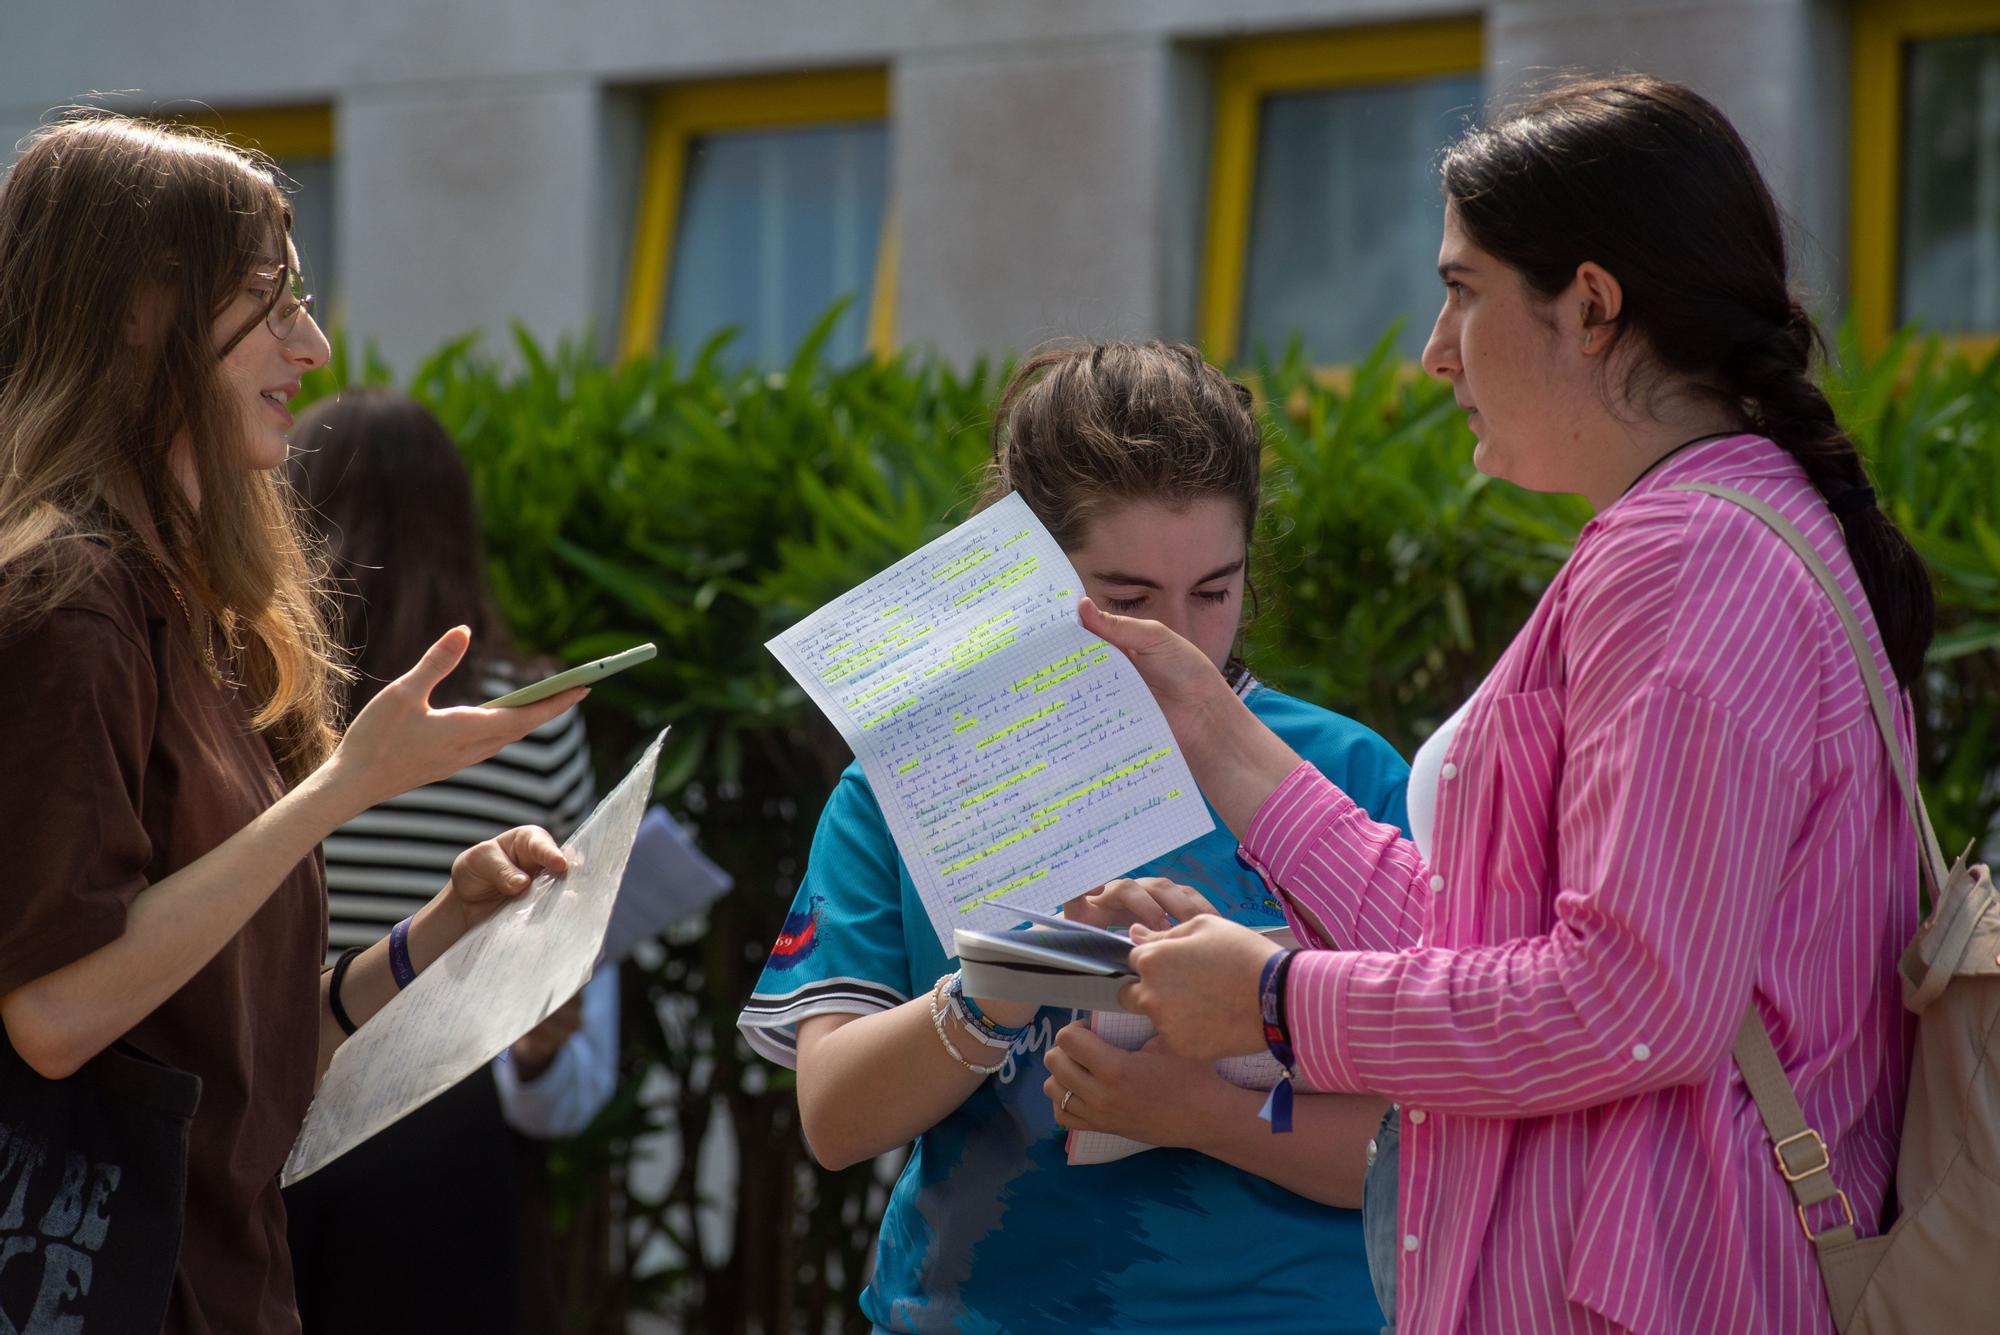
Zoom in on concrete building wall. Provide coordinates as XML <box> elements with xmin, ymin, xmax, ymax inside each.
<box><xmin>4</xmin><ymin>0</ymin><xmax>1853</xmax><ymax>367</ymax></box>
<box><xmin>1487</xmin><ymin>0</ymin><xmax>1851</xmax><ymax>300</ymax></box>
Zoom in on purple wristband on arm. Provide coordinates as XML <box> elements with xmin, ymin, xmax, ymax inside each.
<box><xmin>388</xmin><ymin>916</ymin><xmax>418</xmax><ymax>989</ymax></box>
<box><xmin>1257</xmin><ymin>948</ymin><xmax>1299</xmax><ymax>1134</ymax></box>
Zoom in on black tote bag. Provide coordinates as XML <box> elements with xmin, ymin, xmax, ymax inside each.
<box><xmin>0</xmin><ymin>1035</ymin><xmax>198</xmax><ymax>1333</ymax></box>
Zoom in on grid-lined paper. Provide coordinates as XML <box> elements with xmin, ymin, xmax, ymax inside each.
<box><xmin>767</xmin><ymin>494</ymin><xmax>1212</xmax><ymax>953</ymax></box>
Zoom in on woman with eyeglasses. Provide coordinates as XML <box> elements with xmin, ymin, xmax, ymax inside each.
<box><xmin>0</xmin><ymin>114</ymin><xmax>585</xmax><ymax>1333</ymax></box>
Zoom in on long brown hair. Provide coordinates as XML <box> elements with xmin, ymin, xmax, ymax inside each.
<box><xmin>288</xmin><ymin>389</ymin><xmax>519</xmax><ymax>719</ymax></box>
<box><xmin>1440</xmin><ymin>76</ymin><xmax>1935</xmax><ymax>687</ymax></box>
<box><xmin>0</xmin><ymin>112</ymin><xmax>342</xmax><ymax>778</ymax></box>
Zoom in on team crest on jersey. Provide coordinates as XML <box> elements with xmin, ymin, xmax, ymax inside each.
<box><xmin>769</xmin><ymin>898</ymin><xmax>825</xmax><ymax>970</ymax></box>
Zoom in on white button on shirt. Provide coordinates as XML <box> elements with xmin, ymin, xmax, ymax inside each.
<box><xmin>1403</xmin><ymin>1234</ymin><xmax>1421</xmax><ymax>1253</ymax></box>
<box><xmin>1632</xmin><ymin>1043</ymin><xmax>1652</xmax><ymax>1061</ymax></box>
<box><xmin>1429</xmin><ymin>874</ymin><xmax>1446</xmax><ymax>894</ymax></box>
<box><xmin>1440</xmin><ymin>761</ymin><xmax>1459</xmax><ymax>781</ymax></box>
<box><xmin>1408</xmin><ymin>1108</ymin><xmax>1428</xmax><ymax>1125</ymax></box>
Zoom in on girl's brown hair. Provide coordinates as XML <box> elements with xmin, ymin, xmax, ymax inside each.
<box><xmin>288</xmin><ymin>389</ymin><xmax>520</xmax><ymax>719</ymax></box>
<box><xmin>978</xmin><ymin>340</ymin><xmax>1264</xmax><ymax>550</ymax></box>
<box><xmin>1441</xmin><ymin>76</ymin><xmax>1935</xmax><ymax>687</ymax></box>
<box><xmin>0</xmin><ymin>112</ymin><xmax>342</xmax><ymax>779</ymax></box>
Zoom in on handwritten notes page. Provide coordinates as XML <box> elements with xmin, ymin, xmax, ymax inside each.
<box><xmin>767</xmin><ymin>493</ymin><xmax>1211</xmax><ymax>952</ymax></box>
<box><xmin>282</xmin><ymin>733</ymin><xmax>665</xmax><ymax>1186</ymax></box>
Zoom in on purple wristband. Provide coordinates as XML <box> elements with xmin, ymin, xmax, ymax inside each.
<box><xmin>388</xmin><ymin>916</ymin><xmax>417</xmax><ymax>989</ymax></box>
<box><xmin>1257</xmin><ymin>949</ymin><xmax>1298</xmax><ymax>1134</ymax></box>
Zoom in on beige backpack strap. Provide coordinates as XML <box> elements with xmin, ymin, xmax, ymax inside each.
<box><xmin>1730</xmin><ymin>1013</ymin><xmax>1858</xmax><ymax>1248</ymax></box>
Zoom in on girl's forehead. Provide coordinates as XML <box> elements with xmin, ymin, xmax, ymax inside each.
<box><xmin>1075</xmin><ymin>496</ymin><xmax>1249</xmax><ymax>552</ymax></box>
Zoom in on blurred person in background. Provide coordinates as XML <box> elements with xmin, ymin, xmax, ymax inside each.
<box><xmin>283</xmin><ymin>388</ymin><xmax>618</xmax><ymax>1334</ymax></box>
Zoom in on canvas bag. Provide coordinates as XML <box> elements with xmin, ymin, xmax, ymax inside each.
<box><xmin>1676</xmin><ymin>483</ymin><xmax>2000</xmax><ymax>1334</ymax></box>
<box><xmin>0</xmin><ymin>1034</ymin><xmax>198</xmax><ymax>1333</ymax></box>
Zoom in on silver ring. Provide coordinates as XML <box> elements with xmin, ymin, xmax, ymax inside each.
<box><xmin>1060</xmin><ymin>1088</ymin><xmax>1075</xmax><ymax>1114</ymax></box>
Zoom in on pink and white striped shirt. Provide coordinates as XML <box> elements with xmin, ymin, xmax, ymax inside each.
<box><xmin>1243</xmin><ymin>436</ymin><xmax>1917</xmax><ymax>1334</ymax></box>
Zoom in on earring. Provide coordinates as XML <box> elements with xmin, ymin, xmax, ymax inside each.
<box><xmin>1581</xmin><ymin>328</ymin><xmax>1594</xmax><ymax>353</ymax></box>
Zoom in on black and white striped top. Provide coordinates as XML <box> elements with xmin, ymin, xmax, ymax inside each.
<box><xmin>323</xmin><ymin>671</ymin><xmax>596</xmax><ymax>962</ymax></box>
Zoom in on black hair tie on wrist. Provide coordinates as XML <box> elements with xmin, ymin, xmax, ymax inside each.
<box><xmin>328</xmin><ymin>946</ymin><xmax>365</xmax><ymax>1036</ymax></box>
<box><xmin>1831</xmin><ymin>484</ymin><xmax>1877</xmax><ymax>520</ymax></box>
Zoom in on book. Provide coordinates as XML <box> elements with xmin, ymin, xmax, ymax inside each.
<box><xmin>954</xmin><ymin>914</ymin><xmax>1138</xmax><ymax>1013</ymax></box>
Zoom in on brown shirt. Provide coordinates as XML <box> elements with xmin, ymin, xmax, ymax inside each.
<box><xmin>0</xmin><ymin>543</ymin><xmax>325</xmax><ymax>1334</ymax></box>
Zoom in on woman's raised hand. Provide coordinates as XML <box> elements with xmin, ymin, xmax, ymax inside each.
<box><xmin>1077</xmin><ymin>598</ymin><xmax>1234</xmax><ymax>749</ymax></box>
<box><xmin>326</xmin><ymin>626</ymin><xmax>587</xmax><ymax>813</ymax></box>
<box><xmin>1079</xmin><ymin>597</ymin><xmax>1307</xmax><ymax>839</ymax></box>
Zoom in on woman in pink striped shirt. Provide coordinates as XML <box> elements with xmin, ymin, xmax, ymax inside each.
<box><xmin>1082</xmin><ymin>78</ymin><xmax>1932</xmax><ymax>1334</ymax></box>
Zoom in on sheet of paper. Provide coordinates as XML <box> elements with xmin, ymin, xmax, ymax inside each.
<box><xmin>767</xmin><ymin>493</ymin><xmax>1212</xmax><ymax>953</ymax></box>
<box><xmin>600</xmin><ymin>806</ymin><xmax>732</xmax><ymax>964</ymax></box>
<box><xmin>282</xmin><ymin>732</ymin><xmax>665</xmax><ymax>1186</ymax></box>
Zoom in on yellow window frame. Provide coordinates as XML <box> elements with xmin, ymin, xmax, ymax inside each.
<box><xmin>1852</xmin><ymin>0</ymin><xmax>2000</xmax><ymax>359</ymax></box>
<box><xmin>619</xmin><ymin>68</ymin><xmax>896</xmax><ymax>363</ymax></box>
<box><xmin>1198</xmin><ymin>19</ymin><xmax>1483</xmax><ymax>363</ymax></box>
<box><xmin>173</xmin><ymin>104</ymin><xmax>334</xmax><ymax>161</ymax></box>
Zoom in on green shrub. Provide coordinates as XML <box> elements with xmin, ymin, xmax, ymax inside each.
<box><xmin>300</xmin><ymin>320</ymin><xmax>1999</xmax><ymax>1333</ymax></box>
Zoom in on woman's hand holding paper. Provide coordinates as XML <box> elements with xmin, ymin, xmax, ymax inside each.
<box><xmin>445</xmin><ymin>825</ymin><xmax>568</xmax><ymax>923</ymax></box>
<box><xmin>1078</xmin><ymin>599</ymin><xmax>1304</xmax><ymax>837</ymax></box>
<box><xmin>1122</xmin><ymin>915</ymin><xmax>1283</xmax><ymax>1060</ymax></box>
<box><xmin>1043</xmin><ymin>1022</ymin><xmax>1232</xmax><ymax>1148</ymax></box>
<box><xmin>385</xmin><ymin>825</ymin><xmax>572</xmax><ymax>986</ymax></box>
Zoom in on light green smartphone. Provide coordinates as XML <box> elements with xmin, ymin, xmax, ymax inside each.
<box><xmin>482</xmin><ymin>643</ymin><xmax>658</xmax><ymax>708</ymax></box>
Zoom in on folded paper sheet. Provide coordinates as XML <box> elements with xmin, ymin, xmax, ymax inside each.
<box><xmin>283</xmin><ymin>732</ymin><xmax>665</xmax><ymax>1186</ymax></box>
<box><xmin>766</xmin><ymin>493</ymin><xmax>1212</xmax><ymax>952</ymax></box>
<box><xmin>601</xmin><ymin>806</ymin><xmax>733</xmax><ymax>964</ymax></box>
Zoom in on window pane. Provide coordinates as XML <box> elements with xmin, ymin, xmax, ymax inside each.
<box><xmin>662</xmin><ymin>121</ymin><xmax>888</xmax><ymax>367</ymax></box>
<box><xmin>280</xmin><ymin>155</ymin><xmax>337</xmax><ymax>315</ymax></box>
<box><xmin>1240</xmin><ymin>74</ymin><xmax>1480</xmax><ymax>363</ymax></box>
<box><xmin>1899</xmin><ymin>32</ymin><xmax>2000</xmax><ymax>332</ymax></box>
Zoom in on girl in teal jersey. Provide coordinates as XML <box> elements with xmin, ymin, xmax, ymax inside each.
<box><xmin>739</xmin><ymin>341</ymin><xmax>1409</xmax><ymax>1334</ymax></box>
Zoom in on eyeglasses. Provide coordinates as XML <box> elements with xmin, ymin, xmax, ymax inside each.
<box><xmin>249</xmin><ymin>266</ymin><xmax>316</xmax><ymax>340</ymax></box>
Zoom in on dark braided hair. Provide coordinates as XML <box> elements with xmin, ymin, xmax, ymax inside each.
<box><xmin>1441</xmin><ymin>76</ymin><xmax>1934</xmax><ymax>687</ymax></box>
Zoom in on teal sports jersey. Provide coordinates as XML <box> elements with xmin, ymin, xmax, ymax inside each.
<box><xmin>740</xmin><ymin>680</ymin><xmax>1410</xmax><ymax>1334</ymax></box>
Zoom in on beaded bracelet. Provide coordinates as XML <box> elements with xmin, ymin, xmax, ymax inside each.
<box><xmin>948</xmin><ymin>974</ymin><xmax>1029</xmax><ymax>1050</ymax></box>
<box><xmin>929</xmin><ymin>974</ymin><xmax>1008</xmax><ymax>1075</ymax></box>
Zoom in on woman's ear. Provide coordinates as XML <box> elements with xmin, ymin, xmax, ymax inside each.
<box><xmin>1571</xmin><ymin>262</ymin><xmax>1624</xmax><ymax>356</ymax></box>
